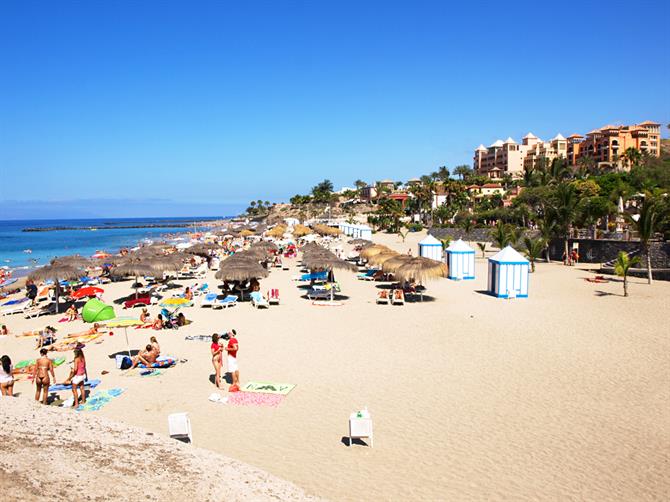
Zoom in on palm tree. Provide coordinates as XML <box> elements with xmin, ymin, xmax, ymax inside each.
<box><xmin>523</xmin><ymin>237</ymin><xmax>545</xmax><ymax>272</ymax></box>
<box><xmin>537</xmin><ymin>216</ymin><xmax>556</xmax><ymax>263</ymax></box>
<box><xmin>622</xmin><ymin>147</ymin><xmax>642</xmax><ymax>170</ymax></box>
<box><xmin>490</xmin><ymin>221</ymin><xmax>513</xmax><ymax>249</ymax></box>
<box><xmin>476</xmin><ymin>242</ymin><xmax>487</xmax><ymax>258</ymax></box>
<box><xmin>628</xmin><ymin>196</ymin><xmax>660</xmax><ymax>284</ymax></box>
<box><xmin>460</xmin><ymin>216</ymin><xmax>474</xmax><ymax>238</ymax></box>
<box><xmin>614</xmin><ymin>251</ymin><xmax>640</xmax><ymax>297</ymax></box>
<box><xmin>453</xmin><ymin>165</ymin><xmax>473</xmax><ymax>181</ymax></box>
<box><xmin>548</xmin><ymin>183</ymin><xmax>579</xmax><ymax>265</ymax></box>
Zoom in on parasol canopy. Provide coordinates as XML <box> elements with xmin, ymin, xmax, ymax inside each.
<box><xmin>71</xmin><ymin>286</ymin><xmax>104</xmax><ymax>299</ymax></box>
<box><xmin>381</xmin><ymin>254</ymin><xmax>414</xmax><ymax>273</ymax></box>
<box><xmin>215</xmin><ymin>258</ymin><xmax>269</xmax><ymax>282</ymax></box>
<box><xmin>159</xmin><ymin>298</ymin><xmax>192</xmax><ymax>307</ymax></box>
<box><xmin>394</xmin><ymin>257</ymin><xmax>448</xmax><ymax>283</ymax></box>
<box><xmin>366</xmin><ymin>251</ymin><xmax>399</xmax><ymax>266</ymax></box>
<box><xmin>359</xmin><ymin>245</ymin><xmax>393</xmax><ymax>260</ymax></box>
<box><xmin>103</xmin><ymin>316</ymin><xmax>144</xmax><ymax>357</ymax></box>
<box><xmin>29</xmin><ymin>263</ymin><xmax>88</xmax><ymax>313</ymax></box>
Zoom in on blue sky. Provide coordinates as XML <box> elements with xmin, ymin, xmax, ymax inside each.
<box><xmin>1</xmin><ymin>0</ymin><xmax>668</xmax><ymax>218</ymax></box>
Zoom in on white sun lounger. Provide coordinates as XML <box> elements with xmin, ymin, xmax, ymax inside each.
<box><xmin>213</xmin><ymin>295</ymin><xmax>238</xmax><ymax>309</ymax></box>
<box><xmin>250</xmin><ymin>291</ymin><xmax>269</xmax><ymax>309</ymax></box>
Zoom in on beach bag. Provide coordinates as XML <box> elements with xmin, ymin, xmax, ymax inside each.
<box><xmin>120</xmin><ymin>356</ymin><xmax>132</xmax><ymax>370</ymax></box>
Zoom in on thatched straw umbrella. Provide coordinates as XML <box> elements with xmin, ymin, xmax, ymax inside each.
<box><xmin>313</xmin><ymin>224</ymin><xmax>341</xmax><ymax>237</ymax></box>
<box><xmin>266</xmin><ymin>225</ymin><xmax>287</xmax><ymax>238</ymax></box>
<box><xmin>302</xmin><ymin>253</ymin><xmax>356</xmax><ymax>272</ymax></box>
<box><xmin>359</xmin><ymin>245</ymin><xmax>393</xmax><ymax>260</ymax></box>
<box><xmin>51</xmin><ymin>254</ymin><xmax>92</xmax><ymax>268</ymax></box>
<box><xmin>29</xmin><ymin>263</ymin><xmax>85</xmax><ymax>313</ymax></box>
<box><xmin>381</xmin><ymin>254</ymin><xmax>414</xmax><ymax>273</ymax></box>
<box><xmin>185</xmin><ymin>243</ymin><xmax>220</xmax><ymax>257</ymax></box>
<box><xmin>112</xmin><ymin>254</ymin><xmax>184</xmax><ymax>298</ymax></box>
<box><xmin>367</xmin><ymin>251</ymin><xmax>400</xmax><ymax>267</ymax></box>
<box><xmin>291</xmin><ymin>224</ymin><xmax>310</xmax><ymax>237</ymax></box>
<box><xmin>239</xmin><ymin>229</ymin><xmax>254</xmax><ymax>237</ymax></box>
<box><xmin>348</xmin><ymin>238</ymin><xmax>371</xmax><ymax>246</ymax></box>
<box><xmin>394</xmin><ymin>257</ymin><xmax>448</xmax><ymax>283</ymax></box>
<box><xmin>216</xmin><ymin>257</ymin><xmax>269</xmax><ymax>299</ymax></box>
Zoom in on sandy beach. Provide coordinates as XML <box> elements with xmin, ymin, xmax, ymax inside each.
<box><xmin>1</xmin><ymin>231</ymin><xmax>669</xmax><ymax>501</ymax></box>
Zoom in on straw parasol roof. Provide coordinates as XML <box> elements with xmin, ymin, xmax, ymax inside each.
<box><xmin>302</xmin><ymin>253</ymin><xmax>356</xmax><ymax>271</ymax></box>
<box><xmin>394</xmin><ymin>257</ymin><xmax>448</xmax><ymax>283</ymax></box>
<box><xmin>29</xmin><ymin>263</ymin><xmax>87</xmax><ymax>313</ymax></box>
<box><xmin>215</xmin><ymin>258</ymin><xmax>269</xmax><ymax>281</ymax></box>
<box><xmin>185</xmin><ymin>243</ymin><xmax>220</xmax><ymax>257</ymax></box>
<box><xmin>239</xmin><ymin>229</ymin><xmax>255</xmax><ymax>237</ymax></box>
<box><xmin>348</xmin><ymin>238</ymin><xmax>371</xmax><ymax>246</ymax></box>
<box><xmin>381</xmin><ymin>254</ymin><xmax>414</xmax><ymax>273</ymax></box>
<box><xmin>313</xmin><ymin>224</ymin><xmax>341</xmax><ymax>236</ymax></box>
<box><xmin>29</xmin><ymin>264</ymin><xmax>84</xmax><ymax>284</ymax></box>
<box><xmin>266</xmin><ymin>225</ymin><xmax>287</xmax><ymax>238</ymax></box>
<box><xmin>51</xmin><ymin>255</ymin><xmax>92</xmax><ymax>268</ymax></box>
<box><xmin>359</xmin><ymin>244</ymin><xmax>393</xmax><ymax>260</ymax></box>
<box><xmin>367</xmin><ymin>251</ymin><xmax>400</xmax><ymax>266</ymax></box>
<box><xmin>292</xmin><ymin>224</ymin><xmax>312</xmax><ymax>237</ymax></box>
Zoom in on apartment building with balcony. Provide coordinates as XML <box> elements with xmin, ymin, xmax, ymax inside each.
<box><xmin>566</xmin><ymin>121</ymin><xmax>661</xmax><ymax>168</ymax></box>
<box><xmin>474</xmin><ymin>120</ymin><xmax>661</xmax><ymax>178</ymax></box>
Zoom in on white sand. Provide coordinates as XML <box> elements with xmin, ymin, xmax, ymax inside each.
<box><xmin>1</xmin><ymin>231</ymin><xmax>669</xmax><ymax>500</ymax></box>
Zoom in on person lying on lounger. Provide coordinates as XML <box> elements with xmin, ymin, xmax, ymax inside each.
<box><xmin>131</xmin><ymin>344</ymin><xmax>158</xmax><ymax>368</ymax></box>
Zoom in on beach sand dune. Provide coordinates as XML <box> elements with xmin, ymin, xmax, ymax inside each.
<box><xmin>1</xmin><ymin>231</ymin><xmax>669</xmax><ymax>500</ymax></box>
<box><xmin>0</xmin><ymin>397</ymin><xmax>319</xmax><ymax>502</ymax></box>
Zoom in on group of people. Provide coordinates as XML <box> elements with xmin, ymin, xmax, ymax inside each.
<box><xmin>210</xmin><ymin>330</ymin><xmax>240</xmax><ymax>392</ymax></box>
<box><xmin>130</xmin><ymin>336</ymin><xmax>161</xmax><ymax>368</ymax></box>
<box><xmin>0</xmin><ymin>347</ymin><xmax>88</xmax><ymax>407</ymax></box>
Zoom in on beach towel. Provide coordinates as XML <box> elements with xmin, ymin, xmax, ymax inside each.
<box><xmin>76</xmin><ymin>388</ymin><xmax>125</xmax><ymax>412</ymax></box>
<box><xmin>241</xmin><ymin>381</ymin><xmax>295</xmax><ymax>395</ymax></box>
<box><xmin>13</xmin><ymin>356</ymin><xmax>66</xmax><ymax>373</ymax></box>
<box><xmin>227</xmin><ymin>392</ymin><xmax>284</xmax><ymax>407</ymax></box>
<box><xmin>137</xmin><ymin>356</ymin><xmax>176</xmax><ymax>369</ymax></box>
<box><xmin>49</xmin><ymin>379</ymin><xmax>101</xmax><ymax>392</ymax></box>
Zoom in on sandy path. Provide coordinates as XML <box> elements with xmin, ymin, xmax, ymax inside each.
<box><xmin>1</xmin><ymin>231</ymin><xmax>669</xmax><ymax>500</ymax></box>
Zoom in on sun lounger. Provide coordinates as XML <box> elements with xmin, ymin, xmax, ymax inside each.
<box><xmin>376</xmin><ymin>290</ymin><xmax>390</xmax><ymax>305</ymax></box>
<box><xmin>1</xmin><ymin>298</ymin><xmax>32</xmax><ymax>316</ymax></box>
<box><xmin>192</xmin><ymin>283</ymin><xmax>209</xmax><ymax>296</ymax></box>
<box><xmin>357</xmin><ymin>270</ymin><xmax>377</xmax><ymax>281</ymax></box>
<box><xmin>268</xmin><ymin>288</ymin><xmax>280</xmax><ymax>305</ymax></box>
<box><xmin>307</xmin><ymin>288</ymin><xmax>334</xmax><ymax>300</ymax></box>
<box><xmin>124</xmin><ymin>296</ymin><xmax>153</xmax><ymax>309</ymax></box>
<box><xmin>213</xmin><ymin>295</ymin><xmax>238</xmax><ymax>309</ymax></box>
<box><xmin>250</xmin><ymin>291</ymin><xmax>270</xmax><ymax>308</ymax></box>
<box><xmin>200</xmin><ymin>293</ymin><xmax>218</xmax><ymax>308</ymax></box>
<box><xmin>24</xmin><ymin>303</ymin><xmax>57</xmax><ymax>318</ymax></box>
<box><xmin>294</xmin><ymin>271</ymin><xmax>328</xmax><ymax>282</ymax></box>
<box><xmin>392</xmin><ymin>289</ymin><xmax>405</xmax><ymax>305</ymax></box>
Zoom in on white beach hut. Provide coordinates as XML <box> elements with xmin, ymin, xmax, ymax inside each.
<box><xmin>487</xmin><ymin>246</ymin><xmax>529</xmax><ymax>298</ymax></box>
<box><xmin>446</xmin><ymin>239</ymin><xmax>475</xmax><ymax>280</ymax></box>
<box><xmin>418</xmin><ymin>234</ymin><xmax>443</xmax><ymax>261</ymax></box>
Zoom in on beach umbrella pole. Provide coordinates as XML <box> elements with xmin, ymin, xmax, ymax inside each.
<box><xmin>125</xmin><ymin>327</ymin><xmax>131</xmax><ymax>357</ymax></box>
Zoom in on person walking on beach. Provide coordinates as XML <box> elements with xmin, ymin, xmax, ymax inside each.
<box><xmin>0</xmin><ymin>355</ymin><xmax>14</xmax><ymax>396</ymax></box>
<box><xmin>224</xmin><ymin>330</ymin><xmax>239</xmax><ymax>392</ymax></box>
<box><xmin>211</xmin><ymin>333</ymin><xmax>223</xmax><ymax>389</ymax></box>
<box><xmin>65</xmin><ymin>348</ymin><xmax>87</xmax><ymax>407</ymax></box>
<box><xmin>33</xmin><ymin>348</ymin><xmax>55</xmax><ymax>405</ymax></box>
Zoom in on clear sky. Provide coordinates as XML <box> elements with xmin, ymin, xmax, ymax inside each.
<box><xmin>1</xmin><ymin>0</ymin><xmax>668</xmax><ymax>218</ymax></box>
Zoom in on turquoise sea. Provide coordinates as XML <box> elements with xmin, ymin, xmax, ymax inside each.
<box><xmin>0</xmin><ymin>217</ymin><xmax>224</xmax><ymax>274</ymax></box>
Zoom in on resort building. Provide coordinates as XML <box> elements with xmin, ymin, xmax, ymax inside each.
<box><xmin>566</xmin><ymin>121</ymin><xmax>662</xmax><ymax>169</ymax></box>
<box><xmin>474</xmin><ymin>120</ymin><xmax>661</xmax><ymax>177</ymax></box>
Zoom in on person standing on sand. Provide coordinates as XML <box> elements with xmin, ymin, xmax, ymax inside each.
<box><xmin>150</xmin><ymin>336</ymin><xmax>160</xmax><ymax>357</ymax></box>
<box><xmin>211</xmin><ymin>333</ymin><xmax>223</xmax><ymax>389</ymax></box>
<box><xmin>65</xmin><ymin>348</ymin><xmax>87</xmax><ymax>407</ymax></box>
<box><xmin>224</xmin><ymin>330</ymin><xmax>239</xmax><ymax>392</ymax></box>
<box><xmin>33</xmin><ymin>348</ymin><xmax>55</xmax><ymax>405</ymax></box>
<box><xmin>0</xmin><ymin>355</ymin><xmax>14</xmax><ymax>396</ymax></box>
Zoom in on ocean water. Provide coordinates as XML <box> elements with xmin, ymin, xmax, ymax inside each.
<box><xmin>0</xmin><ymin>217</ymin><xmax>222</xmax><ymax>273</ymax></box>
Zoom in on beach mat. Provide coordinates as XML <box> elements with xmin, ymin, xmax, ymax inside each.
<box><xmin>241</xmin><ymin>381</ymin><xmax>295</xmax><ymax>395</ymax></box>
<box><xmin>76</xmin><ymin>388</ymin><xmax>125</xmax><ymax>412</ymax></box>
<box><xmin>49</xmin><ymin>379</ymin><xmax>101</xmax><ymax>392</ymax></box>
<box><xmin>227</xmin><ymin>393</ymin><xmax>284</xmax><ymax>407</ymax></box>
<box><xmin>185</xmin><ymin>335</ymin><xmax>211</xmax><ymax>342</ymax></box>
<box><xmin>137</xmin><ymin>356</ymin><xmax>176</xmax><ymax>369</ymax></box>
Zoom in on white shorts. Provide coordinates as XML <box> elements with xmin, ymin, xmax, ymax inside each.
<box><xmin>227</xmin><ymin>356</ymin><xmax>238</xmax><ymax>373</ymax></box>
<box><xmin>72</xmin><ymin>374</ymin><xmax>86</xmax><ymax>385</ymax></box>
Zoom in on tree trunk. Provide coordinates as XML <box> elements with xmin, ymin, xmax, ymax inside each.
<box><xmin>563</xmin><ymin>237</ymin><xmax>569</xmax><ymax>266</ymax></box>
<box><xmin>623</xmin><ymin>275</ymin><xmax>628</xmax><ymax>297</ymax></box>
<box><xmin>646</xmin><ymin>249</ymin><xmax>653</xmax><ymax>284</ymax></box>
<box><xmin>530</xmin><ymin>260</ymin><xmax>535</xmax><ymax>273</ymax></box>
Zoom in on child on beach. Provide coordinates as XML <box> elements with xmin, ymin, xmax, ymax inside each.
<box><xmin>33</xmin><ymin>348</ymin><xmax>55</xmax><ymax>405</ymax></box>
<box><xmin>65</xmin><ymin>304</ymin><xmax>77</xmax><ymax>321</ymax></box>
<box><xmin>140</xmin><ymin>308</ymin><xmax>150</xmax><ymax>324</ymax></box>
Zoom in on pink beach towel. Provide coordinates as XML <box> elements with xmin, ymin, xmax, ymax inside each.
<box><xmin>227</xmin><ymin>392</ymin><xmax>284</xmax><ymax>407</ymax></box>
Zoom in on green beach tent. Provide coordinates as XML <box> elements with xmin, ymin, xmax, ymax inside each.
<box><xmin>81</xmin><ymin>298</ymin><xmax>115</xmax><ymax>323</ymax></box>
